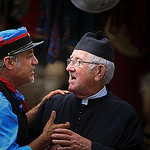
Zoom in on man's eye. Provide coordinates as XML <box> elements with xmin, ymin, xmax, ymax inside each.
<box><xmin>76</xmin><ymin>59</ymin><xmax>80</xmax><ymax>62</ymax></box>
<box><xmin>29</xmin><ymin>54</ymin><xmax>33</xmax><ymax>57</ymax></box>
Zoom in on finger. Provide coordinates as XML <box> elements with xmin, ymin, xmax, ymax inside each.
<box><xmin>51</xmin><ymin>133</ymin><xmax>71</xmax><ymax>140</ymax></box>
<box><xmin>54</xmin><ymin>122</ymin><xmax>70</xmax><ymax>130</ymax></box>
<box><xmin>54</xmin><ymin>89</ymin><xmax>67</xmax><ymax>96</ymax></box>
<box><xmin>42</xmin><ymin>89</ymin><xmax>62</xmax><ymax>101</ymax></box>
<box><xmin>41</xmin><ymin>90</ymin><xmax>70</xmax><ymax>103</ymax></box>
<box><xmin>54</xmin><ymin>128</ymin><xmax>73</xmax><ymax>135</ymax></box>
<box><xmin>56</xmin><ymin>122</ymin><xmax>70</xmax><ymax>129</ymax></box>
<box><xmin>46</xmin><ymin>90</ymin><xmax>61</xmax><ymax>98</ymax></box>
<box><xmin>57</xmin><ymin>147</ymin><xmax>71</xmax><ymax>150</ymax></box>
<box><xmin>52</xmin><ymin>89</ymin><xmax>70</xmax><ymax>96</ymax></box>
<box><xmin>65</xmin><ymin>122</ymin><xmax>70</xmax><ymax>128</ymax></box>
<box><xmin>52</xmin><ymin>139</ymin><xmax>71</xmax><ymax>146</ymax></box>
<box><xmin>47</xmin><ymin>110</ymin><xmax>56</xmax><ymax>125</ymax></box>
<box><xmin>62</xmin><ymin>90</ymin><xmax>70</xmax><ymax>94</ymax></box>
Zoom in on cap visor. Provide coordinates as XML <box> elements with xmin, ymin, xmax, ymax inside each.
<box><xmin>12</xmin><ymin>41</ymin><xmax>44</xmax><ymax>55</ymax></box>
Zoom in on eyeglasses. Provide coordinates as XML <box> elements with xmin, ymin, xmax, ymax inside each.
<box><xmin>67</xmin><ymin>58</ymin><xmax>101</xmax><ymax>67</ymax></box>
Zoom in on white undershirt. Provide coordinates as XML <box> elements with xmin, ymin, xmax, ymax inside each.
<box><xmin>81</xmin><ymin>86</ymin><xmax>107</xmax><ymax>105</ymax></box>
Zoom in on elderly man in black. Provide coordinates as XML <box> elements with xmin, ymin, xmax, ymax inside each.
<box><xmin>31</xmin><ymin>30</ymin><xmax>145</xmax><ymax>150</ymax></box>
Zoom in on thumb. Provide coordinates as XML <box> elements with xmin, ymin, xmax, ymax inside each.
<box><xmin>65</xmin><ymin>121</ymin><xmax>70</xmax><ymax>128</ymax></box>
<box><xmin>47</xmin><ymin>110</ymin><xmax>56</xmax><ymax>125</ymax></box>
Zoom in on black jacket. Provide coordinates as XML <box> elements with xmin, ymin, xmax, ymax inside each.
<box><xmin>31</xmin><ymin>91</ymin><xmax>145</xmax><ymax>150</ymax></box>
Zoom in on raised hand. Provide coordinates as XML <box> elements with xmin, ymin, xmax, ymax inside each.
<box><xmin>28</xmin><ymin>111</ymin><xmax>70</xmax><ymax>150</ymax></box>
<box><xmin>43</xmin><ymin>111</ymin><xmax>70</xmax><ymax>142</ymax></box>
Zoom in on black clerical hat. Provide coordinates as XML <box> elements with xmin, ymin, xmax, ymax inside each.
<box><xmin>74</xmin><ymin>30</ymin><xmax>114</xmax><ymax>62</ymax></box>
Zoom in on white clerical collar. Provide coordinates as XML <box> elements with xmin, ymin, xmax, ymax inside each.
<box><xmin>81</xmin><ymin>86</ymin><xmax>107</xmax><ymax>105</ymax></box>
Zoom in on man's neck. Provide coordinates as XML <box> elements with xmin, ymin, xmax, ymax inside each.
<box><xmin>81</xmin><ymin>86</ymin><xmax>107</xmax><ymax>105</ymax></box>
<box><xmin>74</xmin><ymin>84</ymin><xmax>105</xmax><ymax>99</ymax></box>
<box><xmin>0</xmin><ymin>71</ymin><xmax>19</xmax><ymax>89</ymax></box>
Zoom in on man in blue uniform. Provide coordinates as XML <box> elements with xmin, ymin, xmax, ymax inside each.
<box><xmin>31</xmin><ymin>30</ymin><xmax>145</xmax><ymax>150</ymax></box>
<box><xmin>0</xmin><ymin>27</ymin><xmax>70</xmax><ymax>150</ymax></box>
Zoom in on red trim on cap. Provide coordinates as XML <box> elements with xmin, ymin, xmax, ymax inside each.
<box><xmin>0</xmin><ymin>37</ymin><xmax>4</xmax><ymax>44</ymax></box>
<box><xmin>0</xmin><ymin>32</ymin><xmax>28</xmax><ymax>47</ymax></box>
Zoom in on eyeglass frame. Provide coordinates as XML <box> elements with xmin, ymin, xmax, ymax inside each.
<box><xmin>67</xmin><ymin>58</ymin><xmax>102</xmax><ymax>67</ymax></box>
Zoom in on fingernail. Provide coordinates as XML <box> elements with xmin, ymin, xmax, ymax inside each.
<box><xmin>52</xmin><ymin>139</ymin><xmax>56</xmax><ymax>143</ymax></box>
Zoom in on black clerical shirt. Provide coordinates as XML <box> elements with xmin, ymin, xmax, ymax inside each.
<box><xmin>30</xmin><ymin>91</ymin><xmax>145</xmax><ymax>150</ymax></box>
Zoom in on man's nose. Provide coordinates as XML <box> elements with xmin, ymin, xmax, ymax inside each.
<box><xmin>32</xmin><ymin>55</ymin><xmax>38</xmax><ymax>65</ymax></box>
<box><xmin>66</xmin><ymin>62</ymin><xmax>75</xmax><ymax>72</ymax></box>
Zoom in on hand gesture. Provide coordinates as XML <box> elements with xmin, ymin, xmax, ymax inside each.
<box><xmin>28</xmin><ymin>111</ymin><xmax>70</xmax><ymax>150</ymax></box>
<box><xmin>43</xmin><ymin>111</ymin><xmax>70</xmax><ymax>142</ymax></box>
<box><xmin>26</xmin><ymin>90</ymin><xmax>70</xmax><ymax>128</ymax></box>
<box><xmin>40</xmin><ymin>89</ymin><xmax>70</xmax><ymax>106</ymax></box>
<box><xmin>51</xmin><ymin>129</ymin><xmax>91</xmax><ymax>150</ymax></box>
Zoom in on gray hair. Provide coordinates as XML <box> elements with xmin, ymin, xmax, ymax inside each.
<box><xmin>0</xmin><ymin>55</ymin><xmax>21</xmax><ymax>72</ymax></box>
<box><xmin>87</xmin><ymin>53</ymin><xmax>115</xmax><ymax>85</ymax></box>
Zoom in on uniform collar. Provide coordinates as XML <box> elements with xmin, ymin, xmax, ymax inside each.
<box><xmin>0</xmin><ymin>76</ymin><xmax>17</xmax><ymax>93</ymax></box>
<box><xmin>0</xmin><ymin>76</ymin><xmax>29</xmax><ymax>111</ymax></box>
<box><xmin>81</xmin><ymin>86</ymin><xmax>107</xmax><ymax>105</ymax></box>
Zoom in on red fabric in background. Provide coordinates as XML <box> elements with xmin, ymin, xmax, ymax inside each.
<box><xmin>17</xmin><ymin>0</ymin><xmax>40</xmax><ymax>39</ymax></box>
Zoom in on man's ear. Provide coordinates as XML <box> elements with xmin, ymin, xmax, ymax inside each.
<box><xmin>95</xmin><ymin>65</ymin><xmax>105</xmax><ymax>82</ymax></box>
<box><xmin>4</xmin><ymin>57</ymin><xmax>14</xmax><ymax>69</ymax></box>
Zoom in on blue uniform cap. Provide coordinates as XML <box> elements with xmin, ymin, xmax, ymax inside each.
<box><xmin>0</xmin><ymin>27</ymin><xmax>44</xmax><ymax>59</ymax></box>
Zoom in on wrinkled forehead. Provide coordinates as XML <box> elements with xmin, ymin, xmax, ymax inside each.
<box><xmin>70</xmin><ymin>50</ymin><xmax>89</xmax><ymax>60</ymax></box>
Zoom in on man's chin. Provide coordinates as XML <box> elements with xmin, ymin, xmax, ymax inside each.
<box><xmin>68</xmin><ymin>85</ymin><xmax>73</xmax><ymax>92</ymax></box>
<box><xmin>31</xmin><ymin>76</ymin><xmax>35</xmax><ymax>83</ymax></box>
<box><xmin>68</xmin><ymin>85</ymin><xmax>78</xmax><ymax>93</ymax></box>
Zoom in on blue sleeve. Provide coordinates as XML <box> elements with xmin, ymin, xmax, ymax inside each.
<box><xmin>0</xmin><ymin>92</ymin><xmax>31</xmax><ymax>150</ymax></box>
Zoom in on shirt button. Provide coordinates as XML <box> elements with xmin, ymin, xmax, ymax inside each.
<box><xmin>75</xmin><ymin>129</ymin><xmax>78</xmax><ymax>132</ymax></box>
